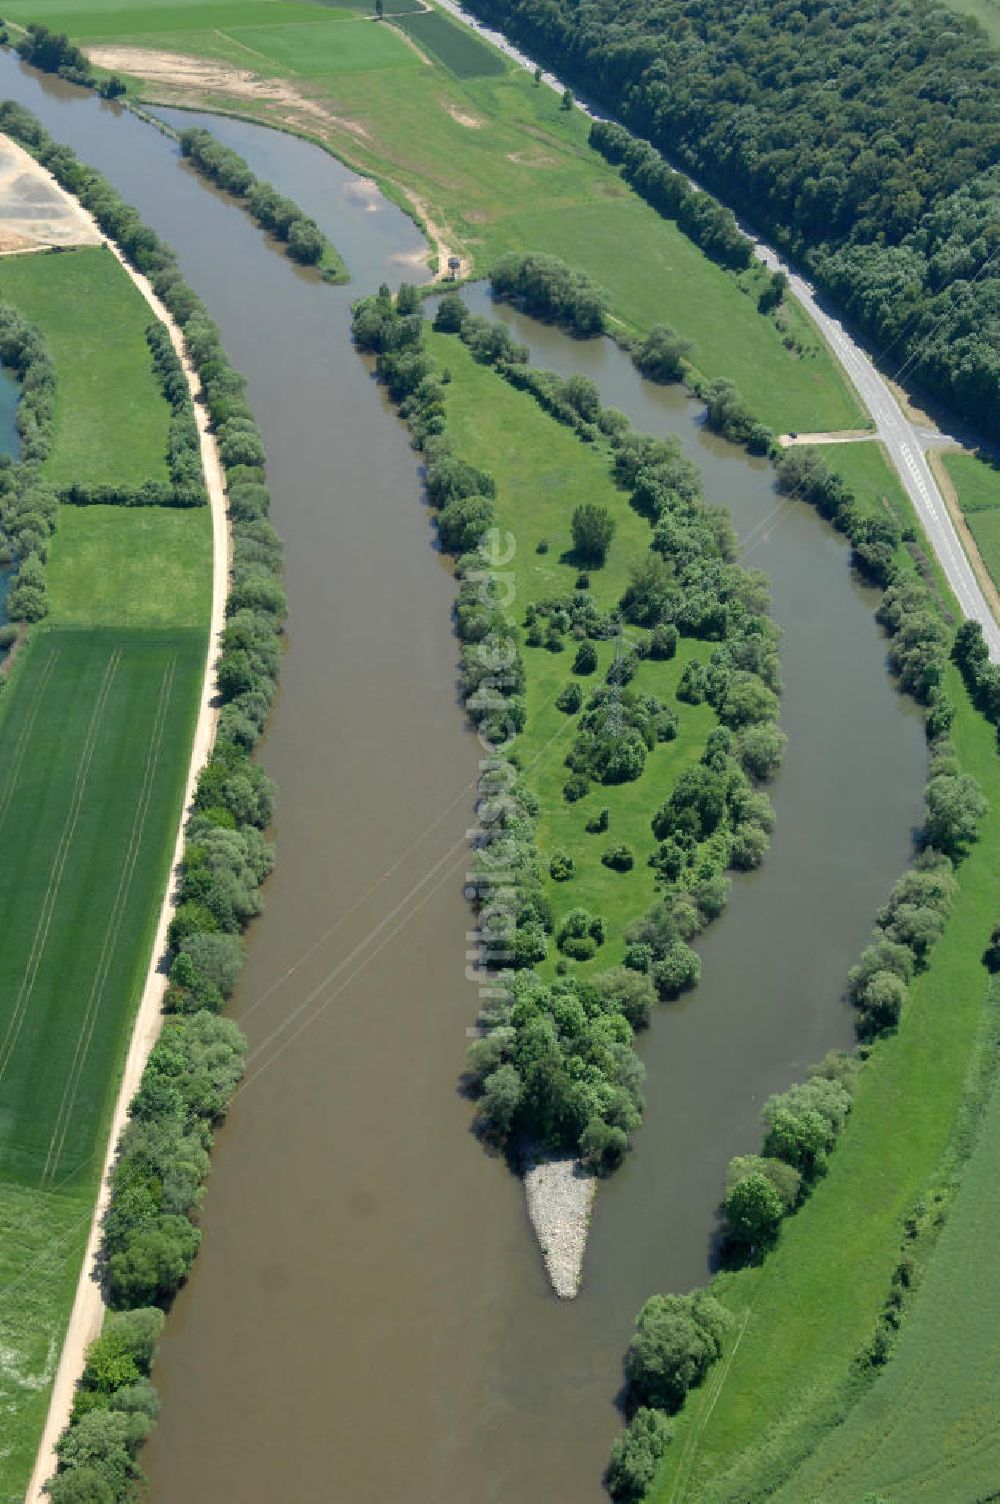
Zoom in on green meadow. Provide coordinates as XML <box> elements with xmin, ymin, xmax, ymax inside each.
<box><xmin>642</xmin><ymin>427</ymin><xmax>1000</xmax><ymax>1500</ymax></box>
<box><xmin>428</xmin><ymin>330</ymin><xmax>719</xmax><ymax>970</ymax></box>
<box><xmin>771</xmin><ymin>1003</ymin><xmax>1000</xmax><ymax>1502</ymax></box>
<box><xmin>7</xmin><ymin>0</ymin><xmax>866</xmax><ymax>433</ymax></box>
<box><xmin>0</xmin><ymin>247</ymin><xmax>171</xmax><ymax>489</ymax></box>
<box><xmin>648</xmin><ymin>660</ymin><xmax>1000</xmax><ymax>1502</ymax></box>
<box><xmin>46</xmin><ymin>503</ymin><xmax>212</xmax><ymax>628</ymax></box>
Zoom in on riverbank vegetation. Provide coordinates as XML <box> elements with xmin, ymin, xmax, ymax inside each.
<box><xmin>608</xmin><ymin>437</ymin><xmax>1000</xmax><ymax>1499</ymax></box>
<box><xmin>459</xmin><ymin>0</ymin><xmax>1000</xmax><ymax>440</ymax></box>
<box><xmin>0</xmin><ymin>104</ymin><xmax>289</xmax><ymax>1502</ymax></box>
<box><xmin>9</xmin><ymin>0</ymin><xmax>864</xmax><ymax>433</ymax></box>
<box><xmin>178</xmin><ymin>126</ymin><xmax>347</xmax><ymax>281</ymax></box>
<box><xmin>355</xmin><ymin>276</ymin><xmax>784</xmax><ymax>1169</ymax></box>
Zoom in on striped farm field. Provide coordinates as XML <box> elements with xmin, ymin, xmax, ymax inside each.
<box><xmin>0</xmin><ymin>625</ymin><xmax>203</xmax><ymax>1190</ymax></box>
<box><xmin>0</xmin><ymin>623</ymin><xmax>205</xmax><ymax>1496</ymax></box>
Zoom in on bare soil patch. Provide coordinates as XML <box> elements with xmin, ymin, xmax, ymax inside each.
<box><xmin>86</xmin><ymin>46</ymin><xmax>371</xmax><ymax>140</ymax></box>
<box><xmin>447</xmin><ymin>102</ymin><xmax>484</xmax><ymax>128</ymax></box>
<box><xmin>0</xmin><ymin>136</ymin><xmax>101</xmax><ymax>249</ymax></box>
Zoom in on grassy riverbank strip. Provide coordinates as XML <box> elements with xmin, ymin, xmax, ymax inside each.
<box><xmin>628</xmin><ymin>432</ymin><xmax>1000</xmax><ymax>1498</ymax></box>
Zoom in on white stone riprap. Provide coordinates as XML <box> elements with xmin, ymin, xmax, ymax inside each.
<box><xmin>523</xmin><ymin>1157</ymin><xmax>596</xmax><ymax>1300</ymax></box>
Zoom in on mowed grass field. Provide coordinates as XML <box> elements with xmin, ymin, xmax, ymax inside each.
<box><xmin>0</xmin><ymin>247</ymin><xmax>170</xmax><ymax>489</ymax></box>
<box><xmin>429</xmin><ymin>330</ymin><xmax>718</xmax><ymax>970</ymax></box>
<box><xmin>770</xmin><ymin>1024</ymin><xmax>1000</xmax><ymax>1503</ymax></box>
<box><xmin>5</xmin><ymin>0</ymin><xmax>865</xmax><ymax>433</ymax></box>
<box><xmin>47</xmin><ymin>503</ymin><xmax>212</xmax><ymax>628</ymax></box>
<box><xmin>647</xmin><ymin>661</ymin><xmax>1000</xmax><ymax>1503</ymax></box>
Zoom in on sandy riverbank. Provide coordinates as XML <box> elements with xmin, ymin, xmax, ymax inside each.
<box><xmin>13</xmin><ymin>141</ymin><xmax>231</xmax><ymax>1504</ymax></box>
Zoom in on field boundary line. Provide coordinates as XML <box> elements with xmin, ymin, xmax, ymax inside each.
<box><xmin>24</xmin><ymin>146</ymin><xmax>231</xmax><ymax>1504</ymax></box>
<box><xmin>40</xmin><ymin>657</ymin><xmax>177</xmax><ymax>1186</ymax></box>
<box><xmin>0</xmin><ymin>648</ymin><xmax>122</xmax><ymax>1086</ymax></box>
<box><xmin>0</xmin><ymin>645</ymin><xmax>58</xmax><ymax>833</ymax></box>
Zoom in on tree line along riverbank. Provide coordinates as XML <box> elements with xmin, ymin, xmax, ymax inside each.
<box><xmin>0</xmin><ymin>99</ymin><xmax>290</xmax><ymax>1502</ymax></box>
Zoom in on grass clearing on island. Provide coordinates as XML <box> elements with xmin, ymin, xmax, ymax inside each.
<box><xmin>769</xmin><ymin>1027</ymin><xmax>1000</xmax><ymax>1502</ymax></box>
<box><xmin>46</xmin><ymin>0</ymin><xmax>866</xmax><ymax>432</ymax></box>
<box><xmin>648</xmin><ymin>666</ymin><xmax>1000</xmax><ymax>1501</ymax></box>
<box><xmin>0</xmin><ymin>626</ymin><xmax>205</xmax><ymax>1192</ymax></box>
<box><xmin>47</xmin><ymin>503</ymin><xmax>212</xmax><ymax>629</ymax></box>
<box><xmin>430</xmin><ymin>329</ymin><xmax>718</xmax><ymax>970</ymax></box>
<box><xmin>0</xmin><ymin>247</ymin><xmax>170</xmax><ymax>489</ymax></box>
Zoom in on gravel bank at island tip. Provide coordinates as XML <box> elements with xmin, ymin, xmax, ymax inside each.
<box><xmin>523</xmin><ymin>1158</ymin><xmax>596</xmax><ymax>1300</ymax></box>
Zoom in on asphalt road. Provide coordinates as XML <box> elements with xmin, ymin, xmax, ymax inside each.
<box><xmin>433</xmin><ymin>0</ymin><xmax>1000</xmax><ymax>658</ymax></box>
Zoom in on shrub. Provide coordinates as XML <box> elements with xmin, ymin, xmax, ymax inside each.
<box><xmin>649</xmin><ymin>623</ymin><xmax>678</xmax><ymax>660</ymax></box>
<box><xmin>549</xmin><ymin>850</ymin><xmax>575</xmax><ymax>881</ymax></box>
<box><xmin>556</xmin><ymin>682</ymin><xmax>584</xmax><ymax>714</ymax></box>
<box><xmin>652</xmin><ymin>942</ymin><xmax>701</xmax><ymax>999</ymax></box>
<box><xmin>602</xmin><ymin>844</ymin><xmax>635</xmax><ymax>872</ymax></box>
<box><xmin>723</xmin><ymin>1171</ymin><xmax>784</xmax><ymax>1253</ymax></box>
<box><xmin>573</xmin><ymin>640</ymin><xmax>598</xmax><ymax>674</ymax></box>
<box><xmin>923</xmin><ymin>771</ymin><xmax>987</xmax><ymax>858</ymax></box>
<box><xmin>571</xmin><ymin>502</ymin><xmax>615</xmax><ymax>566</ymax></box>
<box><xmin>625</xmin><ymin>1292</ymin><xmax>732</xmax><ymax>1411</ymax></box>
<box><xmin>580</xmin><ymin>1115</ymin><xmax>628</xmax><ymax>1170</ymax></box>
<box><xmin>606</xmin><ymin>1408</ymin><xmax>673</xmax><ymax>1502</ymax></box>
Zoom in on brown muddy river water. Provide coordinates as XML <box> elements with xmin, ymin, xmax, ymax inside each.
<box><xmin>0</xmin><ymin>61</ymin><xmax>926</xmax><ymax>1503</ymax></box>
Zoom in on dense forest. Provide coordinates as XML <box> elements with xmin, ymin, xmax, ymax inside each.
<box><xmin>465</xmin><ymin>0</ymin><xmax>1000</xmax><ymax>438</ymax></box>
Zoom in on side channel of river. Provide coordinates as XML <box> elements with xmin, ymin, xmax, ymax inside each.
<box><xmin>0</xmin><ymin>62</ymin><xmax>927</xmax><ymax>1504</ymax></box>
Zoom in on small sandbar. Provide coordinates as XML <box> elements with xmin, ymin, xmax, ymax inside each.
<box><xmin>0</xmin><ymin>136</ymin><xmax>101</xmax><ymax>249</ymax></box>
<box><xmin>523</xmin><ymin>1157</ymin><xmax>596</xmax><ymax>1300</ymax></box>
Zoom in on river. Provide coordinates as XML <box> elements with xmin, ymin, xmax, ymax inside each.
<box><xmin>0</xmin><ymin>63</ymin><xmax>927</xmax><ymax>1504</ymax></box>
